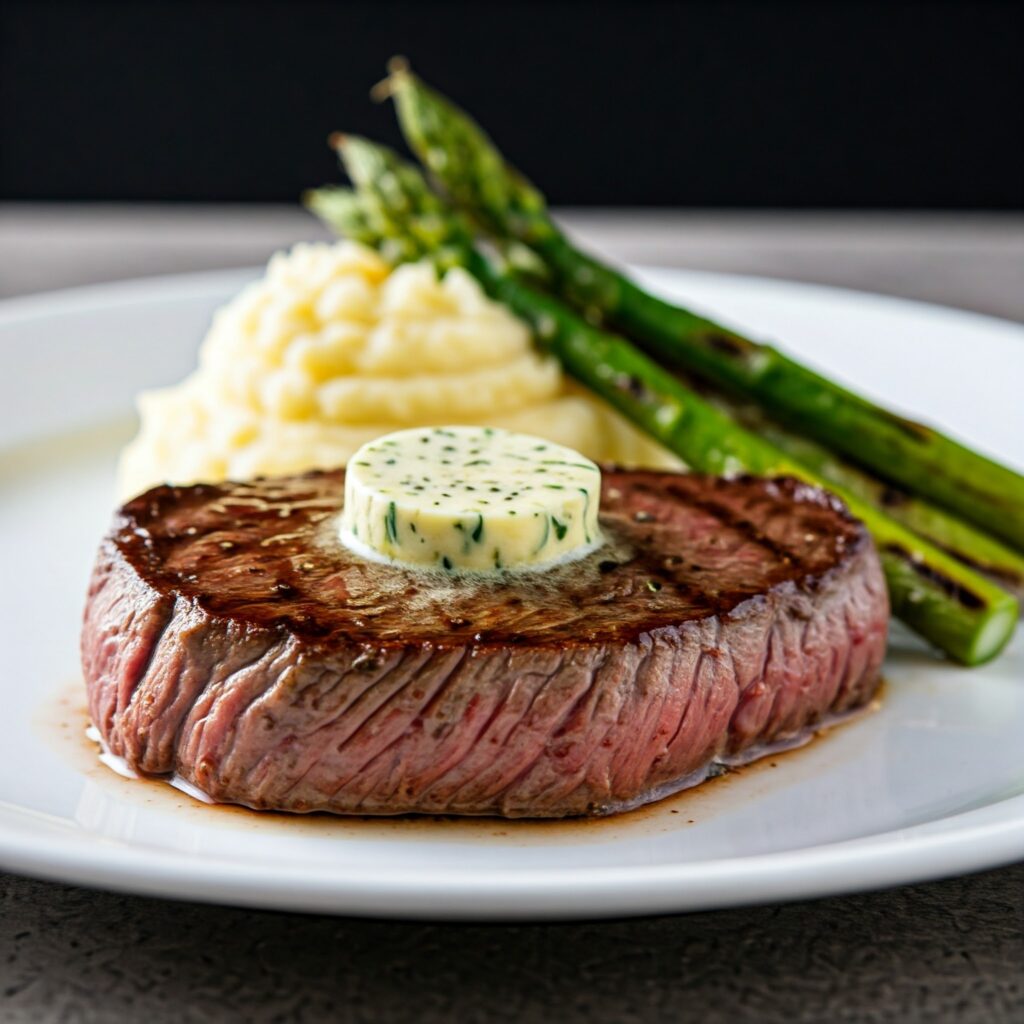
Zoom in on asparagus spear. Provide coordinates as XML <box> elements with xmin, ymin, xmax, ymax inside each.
<box><xmin>701</xmin><ymin>389</ymin><xmax>1024</xmax><ymax>599</ymax></box>
<box><xmin>385</xmin><ymin>62</ymin><xmax>1024</xmax><ymax>553</ymax></box>
<box><xmin>305</xmin><ymin>138</ymin><xmax>1019</xmax><ymax>664</ymax></box>
<box><xmin>322</xmin><ymin>134</ymin><xmax>1024</xmax><ymax>600</ymax></box>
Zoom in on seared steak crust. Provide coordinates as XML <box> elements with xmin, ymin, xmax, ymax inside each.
<box><xmin>82</xmin><ymin>469</ymin><xmax>888</xmax><ymax>817</ymax></box>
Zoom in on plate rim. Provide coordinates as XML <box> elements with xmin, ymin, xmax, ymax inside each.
<box><xmin>0</xmin><ymin>790</ymin><xmax>1022</xmax><ymax>919</ymax></box>
<box><xmin>2</xmin><ymin>262</ymin><xmax>1023</xmax><ymax>336</ymax></box>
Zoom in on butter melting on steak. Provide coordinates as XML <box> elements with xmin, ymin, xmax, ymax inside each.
<box><xmin>81</xmin><ymin>469</ymin><xmax>888</xmax><ymax>817</ymax></box>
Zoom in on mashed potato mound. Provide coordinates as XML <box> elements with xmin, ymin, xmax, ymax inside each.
<box><xmin>119</xmin><ymin>241</ymin><xmax>679</xmax><ymax>499</ymax></box>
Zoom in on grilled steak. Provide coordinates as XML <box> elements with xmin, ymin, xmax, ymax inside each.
<box><xmin>82</xmin><ymin>469</ymin><xmax>888</xmax><ymax>817</ymax></box>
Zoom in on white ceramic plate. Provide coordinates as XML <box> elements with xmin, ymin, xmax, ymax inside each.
<box><xmin>1</xmin><ymin>267</ymin><xmax>1022</xmax><ymax>920</ymax></box>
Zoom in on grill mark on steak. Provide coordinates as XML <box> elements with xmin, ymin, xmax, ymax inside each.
<box><xmin>82</xmin><ymin>469</ymin><xmax>888</xmax><ymax>817</ymax></box>
<box><xmin>670</xmin><ymin>492</ymin><xmax>807</xmax><ymax>575</ymax></box>
<box><xmin>111</xmin><ymin>470</ymin><xmax>865</xmax><ymax>647</ymax></box>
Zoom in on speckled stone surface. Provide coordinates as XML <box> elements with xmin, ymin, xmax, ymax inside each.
<box><xmin>2</xmin><ymin>210</ymin><xmax>1022</xmax><ymax>1022</ymax></box>
<box><xmin>1</xmin><ymin>867</ymin><xmax>1022</xmax><ymax>1023</ymax></box>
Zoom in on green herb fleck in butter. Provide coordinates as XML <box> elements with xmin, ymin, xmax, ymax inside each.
<box><xmin>339</xmin><ymin>426</ymin><xmax>603</xmax><ymax>571</ymax></box>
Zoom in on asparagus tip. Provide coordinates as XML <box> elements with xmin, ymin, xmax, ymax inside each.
<box><xmin>327</xmin><ymin>132</ymin><xmax>346</xmax><ymax>152</ymax></box>
<box><xmin>369</xmin><ymin>78</ymin><xmax>392</xmax><ymax>103</ymax></box>
<box><xmin>371</xmin><ymin>56</ymin><xmax>411</xmax><ymax>102</ymax></box>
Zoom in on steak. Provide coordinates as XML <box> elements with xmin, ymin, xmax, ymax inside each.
<box><xmin>81</xmin><ymin>469</ymin><xmax>888</xmax><ymax>817</ymax></box>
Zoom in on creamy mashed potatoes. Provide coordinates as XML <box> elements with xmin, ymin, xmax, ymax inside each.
<box><xmin>119</xmin><ymin>241</ymin><xmax>679</xmax><ymax>499</ymax></box>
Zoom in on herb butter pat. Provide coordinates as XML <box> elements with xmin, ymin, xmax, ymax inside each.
<box><xmin>339</xmin><ymin>426</ymin><xmax>603</xmax><ymax>571</ymax></box>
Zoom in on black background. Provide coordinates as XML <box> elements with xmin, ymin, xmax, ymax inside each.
<box><xmin>1</xmin><ymin>0</ymin><xmax>1021</xmax><ymax>208</ymax></box>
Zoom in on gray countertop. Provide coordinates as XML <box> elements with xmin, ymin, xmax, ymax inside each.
<box><xmin>1</xmin><ymin>206</ymin><xmax>1022</xmax><ymax>1023</ymax></box>
<box><xmin>3</xmin><ymin>205</ymin><xmax>1023</xmax><ymax>323</ymax></box>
